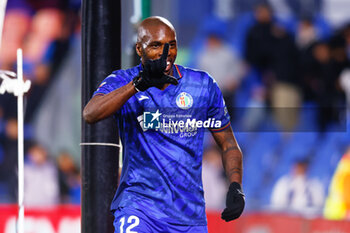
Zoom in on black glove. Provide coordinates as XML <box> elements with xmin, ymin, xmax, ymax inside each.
<box><xmin>221</xmin><ymin>182</ymin><xmax>245</xmax><ymax>222</ymax></box>
<box><xmin>133</xmin><ymin>43</ymin><xmax>178</xmax><ymax>91</ymax></box>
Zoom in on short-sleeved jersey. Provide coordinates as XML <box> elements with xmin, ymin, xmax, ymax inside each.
<box><xmin>93</xmin><ymin>64</ymin><xmax>230</xmax><ymax>226</ymax></box>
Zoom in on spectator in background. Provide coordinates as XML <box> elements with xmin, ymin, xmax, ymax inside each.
<box><xmin>0</xmin><ymin>8</ymin><xmax>32</xmax><ymax>124</ymax></box>
<box><xmin>24</xmin><ymin>143</ymin><xmax>59</xmax><ymax>207</ymax></box>
<box><xmin>0</xmin><ymin>118</ymin><xmax>19</xmax><ymax>202</ymax></box>
<box><xmin>270</xmin><ymin>159</ymin><xmax>325</xmax><ymax>215</ymax></box>
<box><xmin>245</xmin><ymin>3</ymin><xmax>301</xmax><ymax>131</ymax></box>
<box><xmin>197</xmin><ymin>31</ymin><xmax>245</xmax><ymax>120</ymax></box>
<box><xmin>296</xmin><ymin>17</ymin><xmax>319</xmax><ymax>50</ymax></box>
<box><xmin>245</xmin><ymin>3</ymin><xmax>275</xmax><ymax>78</ymax></box>
<box><xmin>31</xmin><ymin>9</ymin><xmax>81</xmax><ymax>159</ymax></box>
<box><xmin>23</xmin><ymin>8</ymin><xmax>65</xmax><ymax>122</ymax></box>
<box><xmin>0</xmin><ymin>0</ymin><xmax>81</xmax><ymax>125</ymax></box>
<box><xmin>297</xmin><ymin>19</ymin><xmax>321</xmax><ymax>103</ymax></box>
<box><xmin>0</xmin><ymin>8</ymin><xmax>31</xmax><ymax>71</ymax></box>
<box><xmin>57</xmin><ymin>151</ymin><xmax>80</xmax><ymax>204</ymax></box>
<box><xmin>305</xmin><ymin>41</ymin><xmax>333</xmax><ymax>130</ymax></box>
<box><xmin>23</xmin><ymin>8</ymin><xmax>64</xmax><ymax>71</ymax></box>
<box><xmin>302</xmin><ymin>36</ymin><xmax>347</xmax><ymax>131</ymax></box>
<box><xmin>324</xmin><ymin>146</ymin><xmax>350</xmax><ymax>220</ymax></box>
<box><xmin>202</xmin><ymin>146</ymin><xmax>228</xmax><ymax>211</ymax></box>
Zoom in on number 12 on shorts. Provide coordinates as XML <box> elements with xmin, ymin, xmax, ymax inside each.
<box><xmin>119</xmin><ymin>215</ymin><xmax>140</xmax><ymax>233</ymax></box>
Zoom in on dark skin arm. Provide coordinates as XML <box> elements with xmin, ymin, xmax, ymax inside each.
<box><xmin>83</xmin><ymin>81</ymin><xmax>137</xmax><ymax>124</ymax></box>
<box><xmin>211</xmin><ymin>126</ymin><xmax>243</xmax><ymax>184</ymax></box>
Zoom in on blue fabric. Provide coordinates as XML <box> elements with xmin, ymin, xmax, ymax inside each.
<box><xmin>93</xmin><ymin>64</ymin><xmax>230</xmax><ymax>225</ymax></box>
<box><xmin>113</xmin><ymin>207</ymin><xmax>208</xmax><ymax>233</ymax></box>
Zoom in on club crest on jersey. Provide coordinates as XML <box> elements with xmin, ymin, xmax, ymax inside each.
<box><xmin>176</xmin><ymin>92</ymin><xmax>193</xmax><ymax>109</ymax></box>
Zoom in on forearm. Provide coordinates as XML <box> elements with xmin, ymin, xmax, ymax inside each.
<box><xmin>83</xmin><ymin>81</ymin><xmax>137</xmax><ymax>124</ymax></box>
<box><xmin>222</xmin><ymin>144</ymin><xmax>243</xmax><ymax>184</ymax></box>
<box><xmin>211</xmin><ymin>126</ymin><xmax>243</xmax><ymax>184</ymax></box>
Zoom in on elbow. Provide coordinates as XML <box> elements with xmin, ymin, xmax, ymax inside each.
<box><xmin>83</xmin><ymin>107</ymin><xmax>97</xmax><ymax>124</ymax></box>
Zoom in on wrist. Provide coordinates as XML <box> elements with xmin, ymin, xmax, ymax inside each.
<box><xmin>133</xmin><ymin>80</ymin><xmax>141</xmax><ymax>92</ymax></box>
<box><xmin>133</xmin><ymin>74</ymin><xmax>146</xmax><ymax>92</ymax></box>
<box><xmin>229</xmin><ymin>182</ymin><xmax>242</xmax><ymax>191</ymax></box>
<box><xmin>128</xmin><ymin>81</ymin><xmax>138</xmax><ymax>94</ymax></box>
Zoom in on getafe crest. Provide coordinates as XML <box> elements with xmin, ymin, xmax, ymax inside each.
<box><xmin>176</xmin><ymin>92</ymin><xmax>193</xmax><ymax>109</ymax></box>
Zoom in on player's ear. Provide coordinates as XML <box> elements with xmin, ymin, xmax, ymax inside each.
<box><xmin>136</xmin><ymin>43</ymin><xmax>143</xmax><ymax>57</ymax></box>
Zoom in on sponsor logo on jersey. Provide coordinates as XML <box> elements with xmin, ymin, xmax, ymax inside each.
<box><xmin>143</xmin><ymin>109</ymin><xmax>162</xmax><ymax>129</ymax></box>
<box><xmin>139</xmin><ymin>109</ymin><xmax>222</xmax><ymax>137</ymax></box>
<box><xmin>176</xmin><ymin>92</ymin><xmax>193</xmax><ymax>109</ymax></box>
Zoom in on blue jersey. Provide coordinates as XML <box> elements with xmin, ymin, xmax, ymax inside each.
<box><xmin>93</xmin><ymin>64</ymin><xmax>230</xmax><ymax>225</ymax></box>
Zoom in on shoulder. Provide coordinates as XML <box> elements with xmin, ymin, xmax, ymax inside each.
<box><xmin>94</xmin><ymin>65</ymin><xmax>140</xmax><ymax>94</ymax></box>
<box><xmin>109</xmin><ymin>65</ymin><xmax>141</xmax><ymax>82</ymax></box>
<box><xmin>100</xmin><ymin>65</ymin><xmax>140</xmax><ymax>87</ymax></box>
<box><xmin>176</xmin><ymin>64</ymin><xmax>214</xmax><ymax>84</ymax></box>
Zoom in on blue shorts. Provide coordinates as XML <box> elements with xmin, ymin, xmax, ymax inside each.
<box><xmin>113</xmin><ymin>207</ymin><xmax>208</xmax><ymax>233</ymax></box>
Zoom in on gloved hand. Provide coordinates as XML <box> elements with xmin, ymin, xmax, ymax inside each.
<box><xmin>221</xmin><ymin>182</ymin><xmax>245</xmax><ymax>222</ymax></box>
<box><xmin>133</xmin><ymin>43</ymin><xmax>178</xmax><ymax>91</ymax></box>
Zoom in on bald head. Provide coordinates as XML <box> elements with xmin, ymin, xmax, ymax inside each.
<box><xmin>135</xmin><ymin>16</ymin><xmax>178</xmax><ymax>75</ymax></box>
<box><xmin>137</xmin><ymin>16</ymin><xmax>176</xmax><ymax>44</ymax></box>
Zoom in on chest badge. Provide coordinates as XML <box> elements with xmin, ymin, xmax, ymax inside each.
<box><xmin>176</xmin><ymin>92</ymin><xmax>193</xmax><ymax>109</ymax></box>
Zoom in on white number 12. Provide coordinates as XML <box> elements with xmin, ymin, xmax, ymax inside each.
<box><xmin>119</xmin><ymin>215</ymin><xmax>140</xmax><ymax>233</ymax></box>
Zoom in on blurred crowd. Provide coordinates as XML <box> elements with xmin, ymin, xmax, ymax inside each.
<box><xmin>193</xmin><ymin>0</ymin><xmax>350</xmax><ymax>220</ymax></box>
<box><xmin>0</xmin><ymin>0</ymin><xmax>81</xmax><ymax>205</ymax></box>
<box><xmin>189</xmin><ymin>2</ymin><xmax>350</xmax><ymax>133</ymax></box>
<box><xmin>0</xmin><ymin>0</ymin><xmax>349</xmax><ymax>221</ymax></box>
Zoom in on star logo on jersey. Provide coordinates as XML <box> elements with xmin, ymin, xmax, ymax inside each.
<box><xmin>176</xmin><ymin>92</ymin><xmax>193</xmax><ymax>109</ymax></box>
<box><xmin>143</xmin><ymin>109</ymin><xmax>162</xmax><ymax>129</ymax></box>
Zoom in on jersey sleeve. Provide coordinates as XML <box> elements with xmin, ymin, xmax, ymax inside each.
<box><xmin>207</xmin><ymin>76</ymin><xmax>231</xmax><ymax>132</ymax></box>
<box><xmin>93</xmin><ymin>72</ymin><xmax>129</xmax><ymax>97</ymax></box>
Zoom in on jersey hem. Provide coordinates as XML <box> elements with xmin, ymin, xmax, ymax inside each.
<box><xmin>111</xmin><ymin>206</ymin><xmax>208</xmax><ymax>226</ymax></box>
<box><xmin>92</xmin><ymin>93</ymin><xmax>105</xmax><ymax>97</ymax></box>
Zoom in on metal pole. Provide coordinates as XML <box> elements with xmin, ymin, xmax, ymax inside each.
<box><xmin>81</xmin><ymin>0</ymin><xmax>121</xmax><ymax>232</ymax></box>
<box><xmin>16</xmin><ymin>48</ymin><xmax>24</xmax><ymax>233</ymax></box>
<box><xmin>0</xmin><ymin>51</ymin><xmax>31</xmax><ymax>233</ymax></box>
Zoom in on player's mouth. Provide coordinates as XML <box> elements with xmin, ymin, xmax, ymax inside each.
<box><xmin>165</xmin><ymin>60</ymin><xmax>172</xmax><ymax>74</ymax></box>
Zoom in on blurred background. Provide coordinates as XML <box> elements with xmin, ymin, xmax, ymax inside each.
<box><xmin>0</xmin><ymin>0</ymin><xmax>350</xmax><ymax>232</ymax></box>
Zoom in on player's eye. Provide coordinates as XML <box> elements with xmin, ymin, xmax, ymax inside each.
<box><xmin>150</xmin><ymin>43</ymin><xmax>161</xmax><ymax>49</ymax></box>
